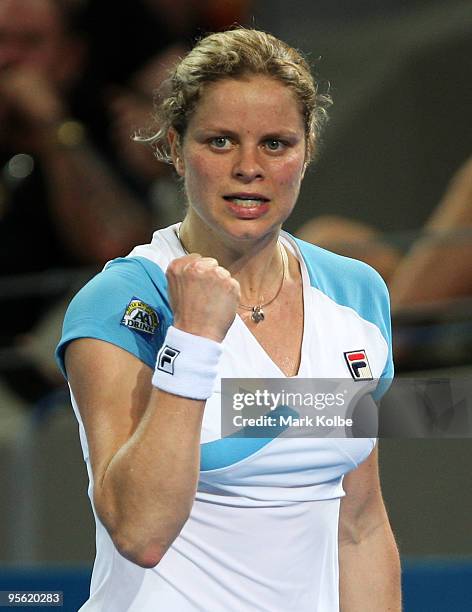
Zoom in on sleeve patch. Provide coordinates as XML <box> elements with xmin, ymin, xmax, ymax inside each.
<box><xmin>121</xmin><ymin>297</ymin><xmax>159</xmax><ymax>336</ymax></box>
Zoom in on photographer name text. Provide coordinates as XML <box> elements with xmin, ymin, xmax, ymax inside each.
<box><xmin>233</xmin><ymin>414</ymin><xmax>353</xmax><ymax>428</ymax></box>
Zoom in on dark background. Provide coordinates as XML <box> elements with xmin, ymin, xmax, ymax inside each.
<box><xmin>251</xmin><ymin>0</ymin><xmax>472</xmax><ymax>236</ymax></box>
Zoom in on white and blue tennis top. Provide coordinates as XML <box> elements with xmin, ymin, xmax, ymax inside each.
<box><xmin>56</xmin><ymin>223</ymin><xmax>393</xmax><ymax>612</ymax></box>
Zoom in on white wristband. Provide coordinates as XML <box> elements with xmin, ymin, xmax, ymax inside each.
<box><xmin>152</xmin><ymin>326</ymin><xmax>223</xmax><ymax>400</ymax></box>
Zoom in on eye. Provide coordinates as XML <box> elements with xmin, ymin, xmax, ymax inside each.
<box><xmin>264</xmin><ymin>139</ymin><xmax>285</xmax><ymax>152</ymax></box>
<box><xmin>209</xmin><ymin>136</ymin><xmax>231</xmax><ymax>149</ymax></box>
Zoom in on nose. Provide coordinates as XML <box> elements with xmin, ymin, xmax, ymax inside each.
<box><xmin>232</xmin><ymin>144</ymin><xmax>264</xmax><ymax>182</ymax></box>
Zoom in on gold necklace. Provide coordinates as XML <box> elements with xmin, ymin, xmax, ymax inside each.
<box><xmin>238</xmin><ymin>242</ymin><xmax>287</xmax><ymax>323</ymax></box>
<box><xmin>175</xmin><ymin>225</ymin><xmax>287</xmax><ymax>324</ymax></box>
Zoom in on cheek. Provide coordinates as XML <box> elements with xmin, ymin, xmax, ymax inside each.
<box><xmin>183</xmin><ymin>155</ymin><xmax>224</xmax><ymax>205</ymax></box>
<box><xmin>184</xmin><ymin>150</ymin><xmax>213</xmax><ymax>178</ymax></box>
<box><xmin>275</xmin><ymin>157</ymin><xmax>305</xmax><ymax>191</ymax></box>
<box><xmin>185</xmin><ymin>154</ymin><xmax>226</xmax><ymax>190</ymax></box>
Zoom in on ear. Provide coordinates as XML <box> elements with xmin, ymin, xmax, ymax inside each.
<box><xmin>168</xmin><ymin>127</ymin><xmax>185</xmax><ymax>176</ymax></box>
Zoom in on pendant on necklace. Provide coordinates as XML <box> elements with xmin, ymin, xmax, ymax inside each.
<box><xmin>251</xmin><ymin>306</ymin><xmax>265</xmax><ymax>323</ymax></box>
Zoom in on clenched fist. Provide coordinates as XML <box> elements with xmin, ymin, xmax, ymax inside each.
<box><xmin>166</xmin><ymin>254</ymin><xmax>240</xmax><ymax>343</ymax></box>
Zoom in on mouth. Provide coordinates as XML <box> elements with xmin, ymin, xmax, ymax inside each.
<box><xmin>223</xmin><ymin>193</ymin><xmax>270</xmax><ymax>208</ymax></box>
<box><xmin>222</xmin><ymin>194</ymin><xmax>270</xmax><ymax>220</ymax></box>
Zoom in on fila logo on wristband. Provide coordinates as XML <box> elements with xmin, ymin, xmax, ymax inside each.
<box><xmin>152</xmin><ymin>327</ymin><xmax>222</xmax><ymax>399</ymax></box>
<box><xmin>344</xmin><ymin>349</ymin><xmax>373</xmax><ymax>380</ymax></box>
<box><xmin>157</xmin><ymin>345</ymin><xmax>180</xmax><ymax>375</ymax></box>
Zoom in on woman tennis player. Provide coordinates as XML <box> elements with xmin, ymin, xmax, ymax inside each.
<box><xmin>57</xmin><ymin>29</ymin><xmax>401</xmax><ymax>611</ymax></box>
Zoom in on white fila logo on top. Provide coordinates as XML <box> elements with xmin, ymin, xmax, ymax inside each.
<box><xmin>344</xmin><ymin>350</ymin><xmax>373</xmax><ymax>380</ymax></box>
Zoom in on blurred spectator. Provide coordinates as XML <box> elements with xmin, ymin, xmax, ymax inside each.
<box><xmin>105</xmin><ymin>45</ymin><xmax>187</xmax><ymax>228</ymax></box>
<box><xmin>97</xmin><ymin>0</ymin><xmax>254</xmax><ymax>225</ymax></box>
<box><xmin>296</xmin><ymin>155</ymin><xmax>472</xmax><ymax>308</ymax></box>
<box><xmin>0</xmin><ymin>0</ymin><xmax>152</xmax><ymax>402</ymax></box>
<box><xmin>389</xmin><ymin>155</ymin><xmax>472</xmax><ymax>308</ymax></box>
<box><xmin>0</xmin><ymin>0</ymin><xmax>255</xmax><ymax>405</ymax></box>
<box><xmin>296</xmin><ymin>215</ymin><xmax>401</xmax><ymax>284</ymax></box>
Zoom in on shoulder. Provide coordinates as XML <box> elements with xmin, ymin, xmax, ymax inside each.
<box><xmin>66</xmin><ymin>256</ymin><xmax>170</xmax><ymax>321</ymax></box>
<box><xmin>55</xmin><ymin>256</ymin><xmax>173</xmax><ymax>378</ymax></box>
<box><xmin>293</xmin><ymin>235</ymin><xmax>391</xmax><ymax>328</ymax></box>
<box><xmin>294</xmin><ymin>236</ymin><xmax>389</xmax><ymax>299</ymax></box>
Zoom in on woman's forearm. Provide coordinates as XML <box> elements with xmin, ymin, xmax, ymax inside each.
<box><xmin>95</xmin><ymin>389</ymin><xmax>205</xmax><ymax>568</ymax></box>
<box><xmin>339</xmin><ymin>522</ymin><xmax>401</xmax><ymax>611</ymax></box>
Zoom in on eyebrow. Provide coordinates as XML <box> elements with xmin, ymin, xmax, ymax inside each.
<box><xmin>195</xmin><ymin>127</ymin><xmax>302</xmax><ymax>141</ymax></box>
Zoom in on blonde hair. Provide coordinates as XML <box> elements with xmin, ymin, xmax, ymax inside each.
<box><xmin>144</xmin><ymin>28</ymin><xmax>332</xmax><ymax>164</ymax></box>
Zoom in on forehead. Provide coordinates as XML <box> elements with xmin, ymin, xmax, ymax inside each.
<box><xmin>0</xmin><ymin>0</ymin><xmax>61</xmax><ymax>32</ymax></box>
<box><xmin>189</xmin><ymin>75</ymin><xmax>305</xmax><ymax>133</ymax></box>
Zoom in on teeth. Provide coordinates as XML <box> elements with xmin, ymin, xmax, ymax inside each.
<box><xmin>230</xmin><ymin>198</ymin><xmax>264</xmax><ymax>207</ymax></box>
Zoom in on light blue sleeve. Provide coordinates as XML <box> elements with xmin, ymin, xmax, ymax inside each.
<box><xmin>55</xmin><ymin>256</ymin><xmax>173</xmax><ymax>378</ymax></box>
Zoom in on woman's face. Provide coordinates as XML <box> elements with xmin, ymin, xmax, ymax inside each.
<box><xmin>170</xmin><ymin>74</ymin><xmax>307</xmax><ymax>246</ymax></box>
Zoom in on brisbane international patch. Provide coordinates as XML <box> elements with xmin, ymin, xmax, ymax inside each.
<box><xmin>344</xmin><ymin>349</ymin><xmax>373</xmax><ymax>380</ymax></box>
<box><xmin>121</xmin><ymin>297</ymin><xmax>159</xmax><ymax>335</ymax></box>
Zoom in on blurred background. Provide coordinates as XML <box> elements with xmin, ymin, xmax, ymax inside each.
<box><xmin>0</xmin><ymin>0</ymin><xmax>471</xmax><ymax>610</ymax></box>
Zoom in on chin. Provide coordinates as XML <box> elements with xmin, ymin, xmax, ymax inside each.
<box><xmin>219</xmin><ymin>217</ymin><xmax>282</xmax><ymax>243</ymax></box>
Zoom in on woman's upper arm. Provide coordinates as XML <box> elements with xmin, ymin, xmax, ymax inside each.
<box><xmin>339</xmin><ymin>445</ymin><xmax>389</xmax><ymax>544</ymax></box>
<box><xmin>65</xmin><ymin>337</ymin><xmax>153</xmax><ymax>490</ymax></box>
